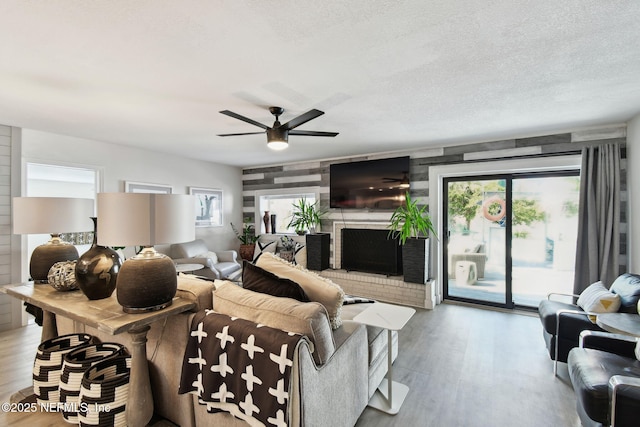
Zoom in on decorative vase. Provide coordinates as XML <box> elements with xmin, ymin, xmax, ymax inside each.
<box><xmin>270</xmin><ymin>214</ymin><xmax>277</xmax><ymax>234</ymax></box>
<box><xmin>75</xmin><ymin>217</ymin><xmax>122</xmax><ymax>300</ymax></box>
<box><xmin>263</xmin><ymin>211</ymin><xmax>270</xmax><ymax>233</ymax></box>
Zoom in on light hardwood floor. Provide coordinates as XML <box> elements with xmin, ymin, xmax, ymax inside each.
<box><xmin>0</xmin><ymin>303</ymin><xmax>580</xmax><ymax>426</ymax></box>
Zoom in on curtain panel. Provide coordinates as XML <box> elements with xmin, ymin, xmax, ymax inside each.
<box><xmin>573</xmin><ymin>143</ymin><xmax>621</xmax><ymax>294</ymax></box>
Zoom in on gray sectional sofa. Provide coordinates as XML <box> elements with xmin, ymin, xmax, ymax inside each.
<box><xmin>56</xmin><ymin>252</ymin><xmax>398</xmax><ymax>426</ymax></box>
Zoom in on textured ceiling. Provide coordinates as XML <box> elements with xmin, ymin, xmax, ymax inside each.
<box><xmin>0</xmin><ymin>1</ymin><xmax>639</xmax><ymax>167</ymax></box>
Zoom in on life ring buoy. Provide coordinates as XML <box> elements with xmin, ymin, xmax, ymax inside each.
<box><xmin>482</xmin><ymin>196</ymin><xmax>506</xmax><ymax>222</ymax></box>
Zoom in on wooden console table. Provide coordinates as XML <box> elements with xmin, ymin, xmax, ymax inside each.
<box><xmin>1</xmin><ymin>282</ymin><xmax>195</xmax><ymax>427</ymax></box>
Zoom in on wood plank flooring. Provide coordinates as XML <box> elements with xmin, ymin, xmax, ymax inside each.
<box><xmin>356</xmin><ymin>303</ymin><xmax>581</xmax><ymax>427</ymax></box>
<box><xmin>0</xmin><ymin>303</ymin><xmax>580</xmax><ymax>426</ymax></box>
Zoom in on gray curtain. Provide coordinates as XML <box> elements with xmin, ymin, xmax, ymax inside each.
<box><xmin>573</xmin><ymin>143</ymin><xmax>621</xmax><ymax>294</ymax></box>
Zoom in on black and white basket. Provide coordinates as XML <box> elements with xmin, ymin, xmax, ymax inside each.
<box><xmin>78</xmin><ymin>355</ymin><xmax>131</xmax><ymax>427</ymax></box>
<box><xmin>59</xmin><ymin>342</ymin><xmax>126</xmax><ymax>423</ymax></box>
<box><xmin>33</xmin><ymin>333</ymin><xmax>94</xmax><ymax>405</ymax></box>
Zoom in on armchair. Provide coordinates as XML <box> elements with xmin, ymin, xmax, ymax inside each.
<box><xmin>568</xmin><ymin>330</ymin><xmax>640</xmax><ymax>427</ymax></box>
<box><xmin>538</xmin><ymin>274</ymin><xmax>640</xmax><ymax>374</ymax></box>
<box><xmin>170</xmin><ymin>239</ymin><xmax>241</xmax><ymax>280</ymax></box>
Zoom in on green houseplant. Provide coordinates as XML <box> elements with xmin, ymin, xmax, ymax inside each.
<box><xmin>231</xmin><ymin>218</ymin><xmax>260</xmax><ymax>261</ymax></box>
<box><xmin>388</xmin><ymin>192</ymin><xmax>437</xmax><ymax>284</ymax></box>
<box><xmin>287</xmin><ymin>197</ymin><xmax>327</xmax><ymax>235</ymax></box>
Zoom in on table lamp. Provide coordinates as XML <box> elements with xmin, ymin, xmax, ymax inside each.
<box><xmin>13</xmin><ymin>197</ymin><xmax>94</xmax><ymax>283</ymax></box>
<box><xmin>97</xmin><ymin>193</ymin><xmax>195</xmax><ymax>313</ymax></box>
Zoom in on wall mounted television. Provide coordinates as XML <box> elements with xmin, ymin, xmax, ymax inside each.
<box><xmin>330</xmin><ymin>156</ymin><xmax>410</xmax><ymax>209</ymax></box>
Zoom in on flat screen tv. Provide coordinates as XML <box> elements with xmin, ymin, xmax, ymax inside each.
<box><xmin>330</xmin><ymin>156</ymin><xmax>410</xmax><ymax>209</ymax></box>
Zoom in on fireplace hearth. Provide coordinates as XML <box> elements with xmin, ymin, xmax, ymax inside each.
<box><xmin>342</xmin><ymin>228</ymin><xmax>402</xmax><ymax>276</ymax></box>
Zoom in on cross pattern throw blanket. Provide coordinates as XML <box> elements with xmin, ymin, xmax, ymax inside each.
<box><xmin>179</xmin><ymin>310</ymin><xmax>306</xmax><ymax>427</ymax></box>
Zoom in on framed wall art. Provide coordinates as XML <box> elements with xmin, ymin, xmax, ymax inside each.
<box><xmin>125</xmin><ymin>181</ymin><xmax>173</xmax><ymax>194</ymax></box>
<box><xmin>190</xmin><ymin>187</ymin><xmax>223</xmax><ymax>227</ymax></box>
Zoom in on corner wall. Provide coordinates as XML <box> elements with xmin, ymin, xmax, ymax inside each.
<box><xmin>21</xmin><ymin>130</ymin><xmax>243</xmax><ymax>252</ymax></box>
<box><xmin>627</xmin><ymin>114</ymin><xmax>640</xmax><ymax>271</ymax></box>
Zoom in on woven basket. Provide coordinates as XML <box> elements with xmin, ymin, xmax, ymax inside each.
<box><xmin>78</xmin><ymin>355</ymin><xmax>131</xmax><ymax>427</ymax></box>
<box><xmin>33</xmin><ymin>333</ymin><xmax>94</xmax><ymax>405</ymax></box>
<box><xmin>59</xmin><ymin>342</ymin><xmax>126</xmax><ymax>423</ymax></box>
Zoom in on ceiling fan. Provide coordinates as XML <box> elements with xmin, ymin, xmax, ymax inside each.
<box><xmin>383</xmin><ymin>172</ymin><xmax>410</xmax><ymax>189</ymax></box>
<box><xmin>217</xmin><ymin>106</ymin><xmax>339</xmax><ymax>150</ymax></box>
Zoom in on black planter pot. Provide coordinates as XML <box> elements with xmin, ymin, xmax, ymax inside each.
<box><xmin>306</xmin><ymin>233</ymin><xmax>330</xmax><ymax>271</ymax></box>
<box><xmin>402</xmin><ymin>237</ymin><xmax>430</xmax><ymax>284</ymax></box>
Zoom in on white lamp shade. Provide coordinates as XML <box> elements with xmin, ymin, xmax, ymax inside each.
<box><xmin>13</xmin><ymin>197</ymin><xmax>95</xmax><ymax>234</ymax></box>
<box><xmin>97</xmin><ymin>193</ymin><xmax>195</xmax><ymax>246</ymax></box>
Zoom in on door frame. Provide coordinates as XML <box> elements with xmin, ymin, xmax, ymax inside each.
<box><xmin>428</xmin><ymin>155</ymin><xmax>581</xmax><ymax>307</ymax></box>
<box><xmin>443</xmin><ymin>174</ymin><xmax>514</xmax><ymax>308</ymax></box>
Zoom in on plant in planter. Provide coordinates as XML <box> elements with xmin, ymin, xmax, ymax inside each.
<box><xmin>278</xmin><ymin>235</ymin><xmax>296</xmax><ymax>262</ymax></box>
<box><xmin>287</xmin><ymin>197</ymin><xmax>327</xmax><ymax>235</ymax></box>
<box><xmin>231</xmin><ymin>218</ymin><xmax>260</xmax><ymax>261</ymax></box>
<box><xmin>388</xmin><ymin>192</ymin><xmax>437</xmax><ymax>284</ymax></box>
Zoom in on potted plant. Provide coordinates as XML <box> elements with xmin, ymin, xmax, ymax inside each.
<box><xmin>287</xmin><ymin>197</ymin><xmax>327</xmax><ymax>235</ymax></box>
<box><xmin>278</xmin><ymin>236</ymin><xmax>296</xmax><ymax>262</ymax></box>
<box><xmin>388</xmin><ymin>192</ymin><xmax>437</xmax><ymax>284</ymax></box>
<box><xmin>231</xmin><ymin>218</ymin><xmax>260</xmax><ymax>261</ymax></box>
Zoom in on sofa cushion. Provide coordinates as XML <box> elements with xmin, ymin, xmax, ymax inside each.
<box><xmin>171</xmin><ymin>239</ymin><xmax>208</xmax><ymax>259</ymax></box>
<box><xmin>242</xmin><ymin>261</ymin><xmax>310</xmax><ymax>302</ymax></box>
<box><xmin>610</xmin><ymin>273</ymin><xmax>640</xmax><ymax>313</ymax></box>
<box><xmin>253</xmin><ymin>240</ymin><xmax>276</xmax><ymax>262</ymax></box>
<box><xmin>577</xmin><ymin>281</ymin><xmax>621</xmax><ymax>315</ymax></box>
<box><xmin>213</xmin><ymin>282</ymin><xmax>335</xmax><ymax>365</ymax></box>
<box><xmin>256</xmin><ymin>252</ymin><xmax>345</xmax><ymax>329</ymax></box>
<box><xmin>568</xmin><ymin>347</ymin><xmax>640</xmax><ymax>424</ymax></box>
<box><xmin>176</xmin><ymin>273</ymin><xmax>215</xmax><ymax>311</ymax></box>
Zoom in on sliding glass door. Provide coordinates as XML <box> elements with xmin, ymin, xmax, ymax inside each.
<box><xmin>443</xmin><ymin>172</ymin><xmax>579</xmax><ymax>309</ymax></box>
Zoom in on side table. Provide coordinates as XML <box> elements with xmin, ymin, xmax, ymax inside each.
<box><xmin>596</xmin><ymin>312</ymin><xmax>640</xmax><ymax>360</ymax></box>
<box><xmin>353</xmin><ymin>302</ymin><xmax>415</xmax><ymax>414</ymax></box>
<box><xmin>1</xmin><ymin>282</ymin><xmax>195</xmax><ymax>427</ymax></box>
<box><xmin>175</xmin><ymin>263</ymin><xmax>205</xmax><ymax>274</ymax></box>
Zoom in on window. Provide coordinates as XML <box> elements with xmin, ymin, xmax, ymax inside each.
<box><xmin>25</xmin><ymin>162</ymin><xmax>100</xmax><ymax>263</ymax></box>
<box><xmin>255</xmin><ymin>187</ymin><xmax>320</xmax><ymax>234</ymax></box>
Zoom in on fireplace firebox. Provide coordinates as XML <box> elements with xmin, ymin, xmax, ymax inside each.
<box><xmin>342</xmin><ymin>228</ymin><xmax>402</xmax><ymax>276</ymax></box>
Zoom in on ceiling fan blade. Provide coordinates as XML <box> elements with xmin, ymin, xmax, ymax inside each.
<box><xmin>217</xmin><ymin>132</ymin><xmax>265</xmax><ymax>137</ymax></box>
<box><xmin>220</xmin><ymin>110</ymin><xmax>270</xmax><ymax>130</ymax></box>
<box><xmin>289</xmin><ymin>130</ymin><xmax>339</xmax><ymax>137</ymax></box>
<box><xmin>282</xmin><ymin>109</ymin><xmax>324</xmax><ymax>130</ymax></box>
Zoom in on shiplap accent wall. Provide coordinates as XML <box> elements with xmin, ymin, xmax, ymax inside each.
<box><xmin>0</xmin><ymin>125</ymin><xmax>13</xmax><ymax>331</ymax></box>
<box><xmin>242</xmin><ymin>127</ymin><xmax>628</xmax><ymax>303</ymax></box>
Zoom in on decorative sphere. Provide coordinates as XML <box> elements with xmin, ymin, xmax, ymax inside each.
<box><xmin>48</xmin><ymin>261</ymin><xmax>79</xmax><ymax>291</ymax></box>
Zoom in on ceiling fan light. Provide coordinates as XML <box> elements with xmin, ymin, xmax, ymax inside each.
<box><xmin>267</xmin><ymin>127</ymin><xmax>289</xmax><ymax>150</ymax></box>
<box><xmin>267</xmin><ymin>140</ymin><xmax>289</xmax><ymax>150</ymax></box>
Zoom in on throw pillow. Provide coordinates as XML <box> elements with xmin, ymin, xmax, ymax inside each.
<box><xmin>577</xmin><ymin>281</ymin><xmax>621</xmax><ymax>315</ymax></box>
<box><xmin>213</xmin><ymin>282</ymin><xmax>335</xmax><ymax>365</ymax></box>
<box><xmin>610</xmin><ymin>273</ymin><xmax>640</xmax><ymax>313</ymax></box>
<box><xmin>256</xmin><ymin>252</ymin><xmax>345</xmax><ymax>329</ymax></box>
<box><xmin>252</xmin><ymin>240</ymin><xmax>276</xmax><ymax>263</ymax></box>
<box><xmin>242</xmin><ymin>261</ymin><xmax>310</xmax><ymax>302</ymax></box>
<box><xmin>293</xmin><ymin>242</ymin><xmax>307</xmax><ymax>268</ymax></box>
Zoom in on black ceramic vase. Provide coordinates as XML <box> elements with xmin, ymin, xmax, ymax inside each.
<box><xmin>75</xmin><ymin>217</ymin><xmax>122</xmax><ymax>300</ymax></box>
